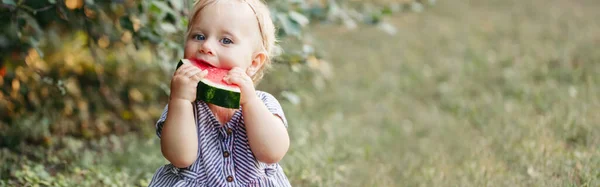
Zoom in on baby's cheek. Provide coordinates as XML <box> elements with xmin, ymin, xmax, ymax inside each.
<box><xmin>183</xmin><ymin>42</ymin><xmax>196</xmax><ymax>58</ymax></box>
<box><xmin>220</xmin><ymin>54</ymin><xmax>244</xmax><ymax>68</ymax></box>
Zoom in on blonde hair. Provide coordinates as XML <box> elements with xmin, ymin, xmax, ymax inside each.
<box><xmin>186</xmin><ymin>0</ymin><xmax>279</xmax><ymax>83</ymax></box>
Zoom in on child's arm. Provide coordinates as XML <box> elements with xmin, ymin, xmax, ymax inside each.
<box><xmin>159</xmin><ymin>63</ymin><xmax>207</xmax><ymax>168</ymax></box>
<box><xmin>226</xmin><ymin>67</ymin><xmax>290</xmax><ymax>164</ymax></box>
<box><xmin>160</xmin><ymin>100</ymin><xmax>199</xmax><ymax>168</ymax></box>
<box><xmin>241</xmin><ymin>95</ymin><xmax>290</xmax><ymax>164</ymax></box>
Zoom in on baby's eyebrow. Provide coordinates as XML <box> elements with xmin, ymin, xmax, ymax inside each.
<box><xmin>221</xmin><ymin>30</ymin><xmax>241</xmax><ymax>40</ymax></box>
<box><xmin>188</xmin><ymin>27</ymin><xmax>242</xmax><ymax>40</ymax></box>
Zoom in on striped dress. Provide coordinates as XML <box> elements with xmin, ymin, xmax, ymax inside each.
<box><xmin>149</xmin><ymin>91</ymin><xmax>292</xmax><ymax>187</ymax></box>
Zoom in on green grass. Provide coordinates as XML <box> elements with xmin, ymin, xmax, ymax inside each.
<box><xmin>275</xmin><ymin>0</ymin><xmax>600</xmax><ymax>186</ymax></box>
<box><xmin>2</xmin><ymin>0</ymin><xmax>600</xmax><ymax>186</ymax></box>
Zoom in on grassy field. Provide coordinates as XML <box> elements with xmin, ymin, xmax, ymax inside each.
<box><xmin>3</xmin><ymin>0</ymin><xmax>600</xmax><ymax>186</ymax></box>
<box><xmin>277</xmin><ymin>0</ymin><xmax>600</xmax><ymax>186</ymax></box>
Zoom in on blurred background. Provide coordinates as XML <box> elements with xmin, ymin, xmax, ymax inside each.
<box><xmin>1</xmin><ymin>0</ymin><xmax>599</xmax><ymax>186</ymax></box>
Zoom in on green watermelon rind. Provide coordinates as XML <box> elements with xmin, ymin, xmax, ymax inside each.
<box><xmin>177</xmin><ymin>59</ymin><xmax>241</xmax><ymax>109</ymax></box>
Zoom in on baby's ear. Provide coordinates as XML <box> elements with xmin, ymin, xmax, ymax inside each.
<box><xmin>248</xmin><ymin>52</ymin><xmax>266</xmax><ymax>76</ymax></box>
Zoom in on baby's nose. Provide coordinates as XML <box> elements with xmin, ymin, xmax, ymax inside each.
<box><xmin>199</xmin><ymin>43</ymin><xmax>214</xmax><ymax>55</ymax></box>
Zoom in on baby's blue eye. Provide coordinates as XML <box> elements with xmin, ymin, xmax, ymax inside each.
<box><xmin>221</xmin><ymin>38</ymin><xmax>233</xmax><ymax>44</ymax></box>
<box><xmin>193</xmin><ymin>34</ymin><xmax>205</xmax><ymax>41</ymax></box>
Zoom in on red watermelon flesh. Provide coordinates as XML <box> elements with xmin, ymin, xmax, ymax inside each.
<box><xmin>188</xmin><ymin>59</ymin><xmax>239</xmax><ymax>90</ymax></box>
<box><xmin>177</xmin><ymin>58</ymin><xmax>241</xmax><ymax>108</ymax></box>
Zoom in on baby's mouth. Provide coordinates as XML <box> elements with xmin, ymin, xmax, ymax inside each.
<box><xmin>195</xmin><ymin>58</ymin><xmax>216</xmax><ymax>67</ymax></box>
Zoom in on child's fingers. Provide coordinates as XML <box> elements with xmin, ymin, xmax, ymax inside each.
<box><xmin>223</xmin><ymin>76</ymin><xmax>231</xmax><ymax>84</ymax></box>
<box><xmin>177</xmin><ymin>63</ymin><xmax>193</xmax><ymax>71</ymax></box>
<box><xmin>175</xmin><ymin>64</ymin><xmax>194</xmax><ymax>75</ymax></box>
<box><xmin>176</xmin><ymin>64</ymin><xmax>202</xmax><ymax>75</ymax></box>
<box><xmin>226</xmin><ymin>68</ymin><xmax>250</xmax><ymax>81</ymax></box>
<box><xmin>191</xmin><ymin>73</ymin><xmax>203</xmax><ymax>82</ymax></box>
<box><xmin>229</xmin><ymin>67</ymin><xmax>245</xmax><ymax>75</ymax></box>
<box><xmin>225</xmin><ymin>76</ymin><xmax>239</xmax><ymax>85</ymax></box>
<box><xmin>225</xmin><ymin>74</ymin><xmax>252</xmax><ymax>86</ymax></box>
<box><xmin>190</xmin><ymin>70</ymin><xmax>208</xmax><ymax>82</ymax></box>
<box><xmin>200</xmin><ymin>70</ymin><xmax>208</xmax><ymax>78</ymax></box>
<box><xmin>223</xmin><ymin>74</ymin><xmax>237</xmax><ymax>84</ymax></box>
<box><xmin>184</xmin><ymin>68</ymin><xmax>202</xmax><ymax>78</ymax></box>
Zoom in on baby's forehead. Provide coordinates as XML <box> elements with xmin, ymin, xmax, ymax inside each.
<box><xmin>197</xmin><ymin>1</ymin><xmax>256</xmax><ymax>19</ymax></box>
<box><xmin>190</xmin><ymin>1</ymin><xmax>261</xmax><ymax>37</ymax></box>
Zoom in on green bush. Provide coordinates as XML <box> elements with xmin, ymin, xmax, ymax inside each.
<box><xmin>0</xmin><ymin>0</ymin><xmax>432</xmax><ymax>148</ymax></box>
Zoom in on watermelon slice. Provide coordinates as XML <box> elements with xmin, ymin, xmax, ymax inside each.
<box><xmin>176</xmin><ymin>59</ymin><xmax>241</xmax><ymax>109</ymax></box>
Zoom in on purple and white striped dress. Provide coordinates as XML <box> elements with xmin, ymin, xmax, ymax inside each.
<box><xmin>149</xmin><ymin>91</ymin><xmax>291</xmax><ymax>187</ymax></box>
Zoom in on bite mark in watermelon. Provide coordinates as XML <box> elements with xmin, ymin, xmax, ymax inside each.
<box><xmin>177</xmin><ymin>59</ymin><xmax>241</xmax><ymax>109</ymax></box>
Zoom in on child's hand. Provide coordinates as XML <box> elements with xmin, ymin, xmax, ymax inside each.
<box><xmin>170</xmin><ymin>63</ymin><xmax>208</xmax><ymax>102</ymax></box>
<box><xmin>224</xmin><ymin>67</ymin><xmax>258</xmax><ymax>106</ymax></box>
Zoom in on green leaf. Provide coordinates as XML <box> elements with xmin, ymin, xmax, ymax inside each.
<box><xmin>369</xmin><ymin>13</ymin><xmax>382</xmax><ymax>24</ymax></box>
<box><xmin>381</xmin><ymin>6</ymin><xmax>392</xmax><ymax>15</ymax></box>
<box><xmin>119</xmin><ymin>16</ymin><xmax>134</xmax><ymax>31</ymax></box>
<box><xmin>288</xmin><ymin>11</ymin><xmax>309</xmax><ymax>27</ymax></box>
<box><xmin>149</xmin><ymin>2</ymin><xmax>163</xmax><ymax>15</ymax></box>
<box><xmin>2</xmin><ymin>0</ymin><xmax>16</xmax><ymax>6</ymax></box>
<box><xmin>137</xmin><ymin>28</ymin><xmax>162</xmax><ymax>43</ymax></box>
<box><xmin>180</xmin><ymin>18</ymin><xmax>188</xmax><ymax>28</ymax></box>
<box><xmin>277</xmin><ymin>13</ymin><xmax>301</xmax><ymax>37</ymax></box>
<box><xmin>48</xmin><ymin>0</ymin><xmax>56</xmax><ymax>4</ymax></box>
<box><xmin>169</xmin><ymin>0</ymin><xmax>183</xmax><ymax>11</ymax></box>
<box><xmin>159</xmin><ymin>23</ymin><xmax>177</xmax><ymax>34</ymax></box>
<box><xmin>151</xmin><ymin>1</ymin><xmax>176</xmax><ymax>18</ymax></box>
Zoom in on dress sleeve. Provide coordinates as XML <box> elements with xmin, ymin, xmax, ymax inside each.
<box><xmin>257</xmin><ymin>91</ymin><xmax>288</xmax><ymax>128</ymax></box>
<box><xmin>155</xmin><ymin>104</ymin><xmax>169</xmax><ymax>138</ymax></box>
